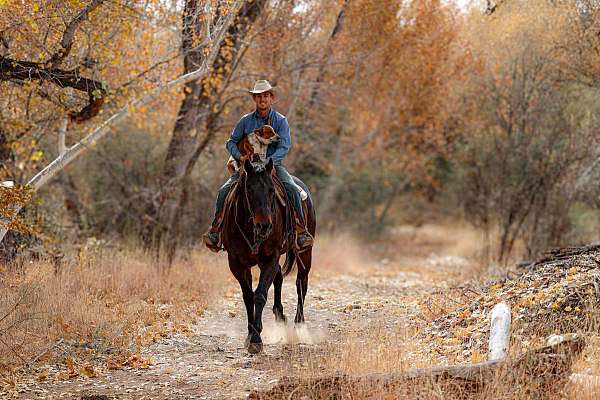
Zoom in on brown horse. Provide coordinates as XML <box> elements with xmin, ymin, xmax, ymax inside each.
<box><xmin>221</xmin><ymin>157</ymin><xmax>315</xmax><ymax>354</ymax></box>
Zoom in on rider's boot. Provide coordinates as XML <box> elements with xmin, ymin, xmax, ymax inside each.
<box><xmin>202</xmin><ymin>223</ymin><xmax>221</xmax><ymax>253</ymax></box>
<box><xmin>295</xmin><ymin>221</ymin><xmax>314</xmax><ymax>249</ymax></box>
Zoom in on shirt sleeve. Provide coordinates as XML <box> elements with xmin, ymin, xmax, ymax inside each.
<box><xmin>225</xmin><ymin>117</ymin><xmax>245</xmax><ymax>161</ymax></box>
<box><xmin>270</xmin><ymin>117</ymin><xmax>291</xmax><ymax>165</ymax></box>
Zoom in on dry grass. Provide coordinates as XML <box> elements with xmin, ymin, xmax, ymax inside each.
<box><xmin>0</xmin><ymin>247</ymin><xmax>228</xmax><ymax>371</ymax></box>
<box><xmin>256</xmin><ymin>319</ymin><xmax>599</xmax><ymax>399</ymax></box>
<box><xmin>254</xmin><ymin>227</ymin><xmax>600</xmax><ymax>400</ymax></box>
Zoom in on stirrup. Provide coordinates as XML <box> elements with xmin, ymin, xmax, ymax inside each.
<box><xmin>203</xmin><ymin>230</ymin><xmax>222</xmax><ymax>253</ymax></box>
<box><xmin>295</xmin><ymin>231</ymin><xmax>314</xmax><ymax>250</ymax></box>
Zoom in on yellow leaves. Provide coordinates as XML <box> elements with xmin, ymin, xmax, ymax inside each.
<box><xmin>27</xmin><ymin>17</ymin><xmax>38</xmax><ymax>33</ymax></box>
<box><xmin>489</xmin><ymin>283</ymin><xmax>503</xmax><ymax>291</ymax></box>
<box><xmin>91</xmin><ymin>89</ymin><xmax>104</xmax><ymax>100</ymax></box>
<box><xmin>32</xmin><ymin>3</ymin><xmax>39</xmax><ymax>12</ymax></box>
<box><xmin>66</xmin><ymin>356</ymin><xmax>78</xmax><ymax>378</ymax></box>
<box><xmin>568</xmin><ymin>266</ymin><xmax>578</xmax><ymax>274</ymax></box>
<box><xmin>30</xmin><ymin>150</ymin><xmax>43</xmax><ymax>162</ymax></box>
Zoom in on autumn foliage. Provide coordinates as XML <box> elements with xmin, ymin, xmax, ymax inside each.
<box><xmin>0</xmin><ymin>0</ymin><xmax>598</xmax><ymax>259</ymax></box>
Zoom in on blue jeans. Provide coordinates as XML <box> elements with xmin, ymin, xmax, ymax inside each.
<box><xmin>212</xmin><ymin>165</ymin><xmax>304</xmax><ymax>224</ymax></box>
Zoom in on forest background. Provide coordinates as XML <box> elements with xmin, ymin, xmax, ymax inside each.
<box><xmin>0</xmin><ymin>0</ymin><xmax>599</xmax><ymax>266</ymax></box>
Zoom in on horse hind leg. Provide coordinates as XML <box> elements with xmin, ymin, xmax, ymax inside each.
<box><xmin>294</xmin><ymin>251</ymin><xmax>312</xmax><ymax>324</ymax></box>
<box><xmin>272</xmin><ymin>267</ymin><xmax>286</xmax><ymax>323</ymax></box>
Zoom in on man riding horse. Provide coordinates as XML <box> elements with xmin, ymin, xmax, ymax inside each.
<box><xmin>203</xmin><ymin>80</ymin><xmax>315</xmax><ymax>251</ymax></box>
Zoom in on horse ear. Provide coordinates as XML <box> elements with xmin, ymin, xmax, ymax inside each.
<box><xmin>265</xmin><ymin>157</ymin><xmax>274</xmax><ymax>174</ymax></box>
<box><xmin>243</xmin><ymin>158</ymin><xmax>253</xmax><ymax>175</ymax></box>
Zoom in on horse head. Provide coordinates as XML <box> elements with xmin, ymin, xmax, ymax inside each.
<box><xmin>242</xmin><ymin>157</ymin><xmax>276</xmax><ymax>243</ymax></box>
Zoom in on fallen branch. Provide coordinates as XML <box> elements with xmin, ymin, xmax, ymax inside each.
<box><xmin>250</xmin><ymin>335</ymin><xmax>585</xmax><ymax>399</ymax></box>
<box><xmin>517</xmin><ymin>243</ymin><xmax>600</xmax><ymax>270</ymax></box>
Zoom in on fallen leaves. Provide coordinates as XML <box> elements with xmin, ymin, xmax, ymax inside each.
<box><xmin>37</xmin><ymin>368</ymin><xmax>49</xmax><ymax>381</ymax></box>
<box><xmin>123</xmin><ymin>354</ymin><xmax>154</xmax><ymax>369</ymax></box>
<box><xmin>423</xmin><ymin>250</ymin><xmax>600</xmax><ymax>363</ymax></box>
<box><xmin>79</xmin><ymin>364</ymin><xmax>96</xmax><ymax>378</ymax></box>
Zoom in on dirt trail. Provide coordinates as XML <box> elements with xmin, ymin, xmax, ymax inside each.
<box><xmin>15</xmin><ymin>227</ymin><xmax>476</xmax><ymax>399</ymax></box>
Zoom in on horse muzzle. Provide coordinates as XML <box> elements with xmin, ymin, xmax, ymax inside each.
<box><xmin>253</xmin><ymin>221</ymin><xmax>273</xmax><ymax>240</ymax></box>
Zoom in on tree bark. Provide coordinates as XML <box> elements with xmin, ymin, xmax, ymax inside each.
<box><xmin>0</xmin><ymin>128</ymin><xmax>14</xmax><ymax>182</ymax></box>
<box><xmin>307</xmin><ymin>0</ymin><xmax>349</xmax><ymax>110</ymax></box>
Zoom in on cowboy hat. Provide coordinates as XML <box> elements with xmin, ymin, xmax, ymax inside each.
<box><xmin>249</xmin><ymin>80</ymin><xmax>276</xmax><ymax>94</ymax></box>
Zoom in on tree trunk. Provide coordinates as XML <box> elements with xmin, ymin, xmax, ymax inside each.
<box><xmin>307</xmin><ymin>0</ymin><xmax>349</xmax><ymax>110</ymax></box>
<box><xmin>0</xmin><ymin>128</ymin><xmax>14</xmax><ymax>182</ymax></box>
<box><xmin>146</xmin><ymin>0</ymin><xmax>267</xmax><ymax>261</ymax></box>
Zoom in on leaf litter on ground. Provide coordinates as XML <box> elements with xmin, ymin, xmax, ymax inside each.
<box><xmin>420</xmin><ymin>245</ymin><xmax>600</xmax><ymax>364</ymax></box>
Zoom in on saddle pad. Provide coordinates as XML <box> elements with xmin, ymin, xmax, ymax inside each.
<box><xmin>293</xmin><ymin>182</ymin><xmax>308</xmax><ymax>201</ymax></box>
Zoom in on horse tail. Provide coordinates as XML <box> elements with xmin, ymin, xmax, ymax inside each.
<box><xmin>281</xmin><ymin>248</ymin><xmax>296</xmax><ymax>277</ymax></box>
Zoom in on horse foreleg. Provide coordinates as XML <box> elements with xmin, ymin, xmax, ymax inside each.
<box><xmin>229</xmin><ymin>258</ymin><xmax>255</xmax><ymax>348</ymax></box>
<box><xmin>272</xmin><ymin>267</ymin><xmax>286</xmax><ymax>323</ymax></box>
<box><xmin>249</xmin><ymin>255</ymin><xmax>279</xmax><ymax>354</ymax></box>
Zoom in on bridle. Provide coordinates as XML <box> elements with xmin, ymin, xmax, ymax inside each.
<box><xmin>234</xmin><ymin>165</ymin><xmax>277</xmax><ymax>254</ymax></box>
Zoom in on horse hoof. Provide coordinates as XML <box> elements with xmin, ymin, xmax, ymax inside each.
<box><xmin>247</xmin><ymin>342</ymin><xmax>263</xmax><ymax>354</ymax></box>
<box><xmin>274</xmin><ymin>312</ymin><xmax>287</xmax><ymax>323</ymax></box>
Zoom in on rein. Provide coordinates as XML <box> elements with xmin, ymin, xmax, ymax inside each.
<box><xmin>233</xmin><ymin>170</ymin><xmax>279</xmax><ymax>255</ymax></box>
<box><xmin>233</xmin><ymin>172</ymin><xmax>258</xmax><ymax>254</ymax></box>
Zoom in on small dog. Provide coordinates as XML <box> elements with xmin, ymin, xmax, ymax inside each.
<box><xmin>227</xmin><ymin>125</ymin><xmax>280</xmax><ymax>174</ymax></box>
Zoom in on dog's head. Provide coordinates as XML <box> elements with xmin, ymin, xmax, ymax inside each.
<box><xmin>253</xmin><ymin>125</ymin><xmax>280</xmax><ymax>145</ymax></box>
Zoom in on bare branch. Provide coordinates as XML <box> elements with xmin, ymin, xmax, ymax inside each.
<box><xmin>46</xmin><ymin>0</ymin><xmax>105</xmax><ymax>67</ymax></box>
<box><xmin>0</xmin><ymin>56</ymin><xmax>106</xmax><ymax>122</ymax></box>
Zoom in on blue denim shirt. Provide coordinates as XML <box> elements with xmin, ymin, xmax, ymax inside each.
<box><xmin>225</xmin><ymin>109</ymin><xmax>291</xmax><ymax>165</ymax></box>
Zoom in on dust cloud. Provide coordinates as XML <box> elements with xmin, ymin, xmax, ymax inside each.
<box><xmin>262</xmin><ymin>320</ymin><xmax>326</xmax><ymax>345</ymax></box>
